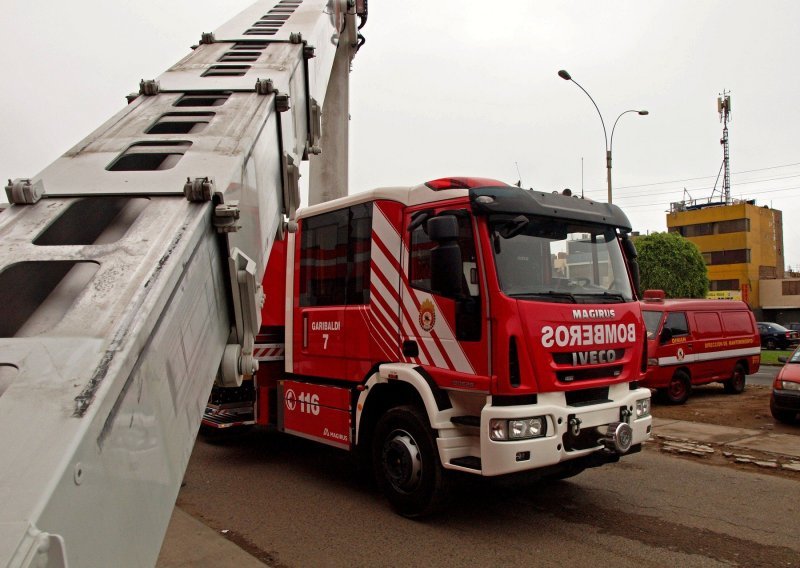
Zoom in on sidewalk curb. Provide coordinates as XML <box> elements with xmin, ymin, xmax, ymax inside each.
<box><xmin>157</xmin><ymin>506</ymin><xmax>268</xmax><ymax>567</ymax></box>
<box><xmin>651</xmin><ymin>417</ymin><xmax>800</xmax><ymax>472</ymax></box>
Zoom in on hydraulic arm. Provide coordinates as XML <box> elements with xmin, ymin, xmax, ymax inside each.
<box><xmin>0</xmin><ymin>1</ymin><xmax>365</xmax><ymax>565</ymax></box>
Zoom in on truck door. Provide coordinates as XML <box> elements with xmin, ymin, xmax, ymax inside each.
<box><xmin>401</xmin><ymin>207</ymin><xmax>489</xmax><ymax>386</ymax></box>
<box><xmin>294</xmin><ymin>204</ymin><xmax>374</xmax><ymax>381</ymax></box>
<box><xmin>663</xmin><ymin>311</ymin><xmax>692</xmax><ymax>376</ymax></box>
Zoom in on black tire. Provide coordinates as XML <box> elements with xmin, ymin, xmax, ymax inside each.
<box><xmin>663</xmin><ymin>370</ymin><xmax>691</xmax><ymax>405</ymax></box>
<box><xmin>770</xmin><ymin>400</ymin><xmax>797</xmax><ymax>424</ymax></box>
<box><xmin>372</xmin><ymin>405</ymin><xmax>447</xmax><ymax>517</ymax></box>
<box><xmin>723</xmin><ymin>363</ymin><xmax>746</xmax><ymax>394</ymax></box>
<box><xmin>766</xmin><ymin>338</ymin><xmax>776</xmax><ymax>350</ymax></box>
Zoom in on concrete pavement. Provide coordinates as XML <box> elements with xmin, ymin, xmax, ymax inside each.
<box><xmin>157</xmin><ymin>507</ymin><xmax>267</xmax><ymax>567</ymax></box>
<box><xmin>652</xmin><ymin>417</ymin><xmax>800</xmax><ymax>470</ymax></box>
<box><xmin>156</xmin><ymin>417</ymin><xmax>800</xmax><ymax>567</ymax></box>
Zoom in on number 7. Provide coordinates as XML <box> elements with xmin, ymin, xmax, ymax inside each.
<box><xmin>323</xmin><ymin>333</ymin><xmax>329</xmax><ymax>349</ymax></box>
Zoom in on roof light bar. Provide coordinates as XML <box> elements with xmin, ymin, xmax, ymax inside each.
<box><xmin>425</xmin><ymin>177</ymin><xmax>509</xmax><ymax>191</ymax></box>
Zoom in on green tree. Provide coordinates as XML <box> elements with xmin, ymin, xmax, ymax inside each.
<box><xmin>636</xmin><ymin>232</ymin><xmax>708</xmax><ymax>298</ymax></box>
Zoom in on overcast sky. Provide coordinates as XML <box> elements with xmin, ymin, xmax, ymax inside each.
<box><xmin>2</xmin><ymin>1</ymin><xmax>799</xmax><ymax>266</ymax></box>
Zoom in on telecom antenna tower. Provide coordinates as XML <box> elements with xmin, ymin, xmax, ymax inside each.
<box><xmin>718</xmin><ymin>90</ymin><xmax>732</xmax><ymax>204</ymax></box>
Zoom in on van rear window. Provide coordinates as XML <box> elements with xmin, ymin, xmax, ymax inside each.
<box><xmin>694</xmin><ymin>312</ymin><xmax>722</xmax><ymax>338</ymax></box>
<box><xmin>721</xmin><ymin>311</ymin><xmax>753</xmax><ymax>335</ymax></box>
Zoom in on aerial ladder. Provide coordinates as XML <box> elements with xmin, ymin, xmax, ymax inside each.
<box><xmin>0</xmin><ymin>1</ymin><xmax>367</xmax><ymax>565</ymax></box>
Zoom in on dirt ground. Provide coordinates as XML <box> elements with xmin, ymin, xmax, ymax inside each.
<box><xmin>652</xmin><ymin>382</ymin><xmax>800</xmax><ymax>436</ymax></box>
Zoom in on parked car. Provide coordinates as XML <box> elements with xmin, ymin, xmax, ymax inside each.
<box><xmin>770</xmin><ymin>348</ymin><xmax>800</xmax><ymax>424</ymax></box>
<box><xmin>757</xmin><ymin>322</ymin><xmax>800</xmax><ymax>350</ymax></box>
<box><xmin>641</xmin><ymin>292</ymin><xmax>760</xmax><ymax>405</ymax></box>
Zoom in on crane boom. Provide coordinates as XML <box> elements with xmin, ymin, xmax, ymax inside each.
<box><xmin>0</xmin><ymin>1</ymin><xmax>365</xmax><ymax>566</ymax></box>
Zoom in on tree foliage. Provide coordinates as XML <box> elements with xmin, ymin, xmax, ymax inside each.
<box><xmin>635</xmin><ymin>232</ymin><xmax>708</xmax><ymax>298</ymax></box>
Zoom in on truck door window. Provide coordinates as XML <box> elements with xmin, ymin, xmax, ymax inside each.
<box><xmin>664</xmin><ymin>312</ymin><xmax>689</xmax><ymax>337</ymax></box>
<box><xmin>642</xmin><ymin>310</ymin><xmax>663</xmax><ymax>340</ymax></box>
<box><xmin>410</xmin><ymin>213</ymin><xmax>478</xmax><ymax>299</ymax></box>
<box><xmin>299</xmin><ymin>203</ymin><xmax>373</xmax><ymax>306</ymax></box>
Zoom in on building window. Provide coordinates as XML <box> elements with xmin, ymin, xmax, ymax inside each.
<box><xmin>759</xmin><ymin>265</ymin><xmax>777</xmax><ymax>279</ymax></box>
<box><xmin>782</xmin><ymin>281</ymin><xmax>800</xmax><ymax>296</ymax></box>
<box><xmin>709</xmin><ymin>279</ymin><xmax>740</xmax><ymax>291</ymax></box>
<box><xmin>704</xmin><ymin>249</ymin><xmax>750</xmax><ymax>265</ymax></box>
<box><xmin>299</xmin><ymin>203</ymin><xmax>373</xmax><ymax>307</ymax></box>
<box><xmin>670</xmin><ymin>218</ymin><xmax>749</xmax><ymax>237</ymax></box>
<box><xmin>717</xmin><ymin>218</ymin><xmax>749</xmax><ymax>234</ymax></box>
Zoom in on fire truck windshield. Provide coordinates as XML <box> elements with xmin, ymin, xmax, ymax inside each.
<box><xmin>490</xmin><ymin>216</ymin><xmax>634</xmax><ymax>303</ymax></box>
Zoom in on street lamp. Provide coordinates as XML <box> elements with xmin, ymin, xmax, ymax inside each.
<box><xmin>558</xmin><ymin>69</ymin><xmax>648</xmax><ymax>204</ymax></box>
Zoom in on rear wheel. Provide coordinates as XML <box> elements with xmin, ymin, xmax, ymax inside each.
<box><xmin>373</xmin><ymin>405</ymin><xmax>447</xmax><ymax>517</ymax></box>
<box><xmin>662</xmin><ymin>370</ymin><xmax>691</xmax><ymax>405</ymax></box>
<box><xmin>723</xmin><ymin>363</ymin><xmax>746</xmax><ymax>394</ymax></box>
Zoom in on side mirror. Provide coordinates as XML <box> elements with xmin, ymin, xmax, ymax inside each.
<box><xmin>778</xmin><ymin>356</ymin><xmax>788</xmax><ymax>364</ymax></box>
<box><xmin>428</xmin><ymin>215</ymin><xmax>462</xmax><ymax>297</ymax></box>
<box><xmin>427</xmin><ymin>215</ymin><xmax>459</xmax><ymax>241</ymax></box>
<box><xmin>659</xmin><ymin>327</ymin><xmax>673</xmax><ymax>344</ymax></box>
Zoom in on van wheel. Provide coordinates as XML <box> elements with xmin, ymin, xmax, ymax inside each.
<box><xmin>723</xmin><ymin>363</ymin><xmax>746</xmax><ymax>394</ymax></box>
<box><xmin>663</xmin><ymin>370</ymin><xmax>690</xmax><ymax>404</ymax></box>
<box><xmin>373</xmin><ymin>405</ymin><xmax>447</xmax><ymax>517</ymax></box>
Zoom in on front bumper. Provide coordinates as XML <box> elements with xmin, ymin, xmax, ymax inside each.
<box><xmin>441</xmin><ymin>384</ymin><xmax>652</xmax><ymax>477</ymax></box>
<box><xmin>772</xmin><ymin>389</ymin><xmax>800</xmax><ymax>412</ymax></box>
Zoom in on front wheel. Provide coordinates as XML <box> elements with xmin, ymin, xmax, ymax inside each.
<box><xmin>661</xmin><ymin>370</ymin><xmax>691</xmax><ymax>405</ymax></box>
<box><xmin>372</xmin><ymin>405</ymin><xmax>447</xmax><ymax>517</ymax></box>
<box><xmin>766</xmin><ymin>338</ymin><xmax>777</xmax><ymax>350</ymax></box>
<box><xmin>723</xmin><ymin>363</ymin><xmax>746</xmax><ymax>394</ymax></box>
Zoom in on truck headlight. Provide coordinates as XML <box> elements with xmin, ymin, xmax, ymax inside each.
<box><xmin>489</xmin><ymin>417</ymin><xmax>546</xmax><ymax>441</ymax></box>
<box><xmin>635</xmin><ymin>398</ymin><xmax>651</xmax><ymax>418</ymax></box>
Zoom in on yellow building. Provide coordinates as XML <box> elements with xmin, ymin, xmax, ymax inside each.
<box><xmin>666</xmin><ymin>201</ymin><xmax>783</xmax><ymax>311</ymax></box>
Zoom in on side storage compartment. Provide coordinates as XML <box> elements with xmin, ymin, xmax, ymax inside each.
<box><xmin>278</xmin><ymin>380</ymin><xmax>352</xmax><ymax>449</ymax></box>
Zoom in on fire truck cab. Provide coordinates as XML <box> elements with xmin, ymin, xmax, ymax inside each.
<box><xmin>206</xmin><ymin>177</ymin><xmax>653</xmax><ymax>516</ymax></box>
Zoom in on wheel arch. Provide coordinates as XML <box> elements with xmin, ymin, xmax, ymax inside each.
<box><xmin>355</xmin><ymin>363</ymin><xmax>451</xmax><ymax>450</ymax></box>
<box><xmin>674</xmin><ymin>366</ymin><xmax>691</xmax><ymax>380</ymax></box>
<box><xmin>735</xmin><ymin>358</ymin><xmax>749</xmax><ymax>374</ymax></box>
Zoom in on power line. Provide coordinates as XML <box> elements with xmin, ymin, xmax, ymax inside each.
<box><xmin>610</xmin><ymin>161</ymin><xmax>800</xmax><ymax>190</ymax></box>
<box><xmin>612</xmin><ymin>173</ymin><xmax>800</xmax><ymax>201</ymax></box>
<box><xmin>619</xmin><ymin>185</ymin><xmax>800</xmax><ymax>210</ymax></box>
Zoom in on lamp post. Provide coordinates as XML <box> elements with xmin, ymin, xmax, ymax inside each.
<box><xmin>558</xmin><ymin>69</ymin><xmax>648</xmax><ymax>204</ymax></box>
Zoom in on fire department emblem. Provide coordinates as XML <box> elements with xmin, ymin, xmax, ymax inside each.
<box><xmin>419</xmin><ymin>299</ymin><xmax>436</xmax><ymax>332</ymax></box>
<box><xmin>676</xmin><ymin>348</ymin><xmax>685</xmax><ymax>361</ymax></box>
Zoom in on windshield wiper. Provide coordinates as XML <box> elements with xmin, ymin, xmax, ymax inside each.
<box><xmin>573</xmin><ymin>291</ymin><xmax>627</xmax><ymax>302</ymax></box>
<box><xmin>509</xmin><ymin>291</ymin><xmax>577</xmax><ymax>303</ymax></box>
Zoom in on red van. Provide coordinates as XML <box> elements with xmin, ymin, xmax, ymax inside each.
<box><xmin>640</xmin><ymin>290</ymin><xmax>761</xmax><ymax>404</ymax></box>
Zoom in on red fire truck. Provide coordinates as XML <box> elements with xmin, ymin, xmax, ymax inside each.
<box><xmin>204</xmin><ymin>177</ymin><xmax>653</xmax><ymax>516</ymax></box>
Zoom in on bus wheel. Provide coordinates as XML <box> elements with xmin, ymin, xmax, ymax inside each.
<box><xmin>373</xmin><ymin>405</ymin><xmax>447</xmax><ymax>517</ymax></box>
<box><xmin>663</xmin><ymin>370</ymin><xmax>690</xmax><ymax>405</ymax></box>
<box><xmin>723</xmin><ymin>363</ymin><xmax>746</xmax><ymax>394</ymax></box>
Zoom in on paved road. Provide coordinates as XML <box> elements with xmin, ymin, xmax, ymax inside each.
<box><xmin>177</xmin><ymin>430</ymin><xmax>800</xmax><ymax>567</ymax></box>
<box><xmin>749</xmin><ymin>364</ymin><xmax>778</xmax><ymax>386</ymax></box>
